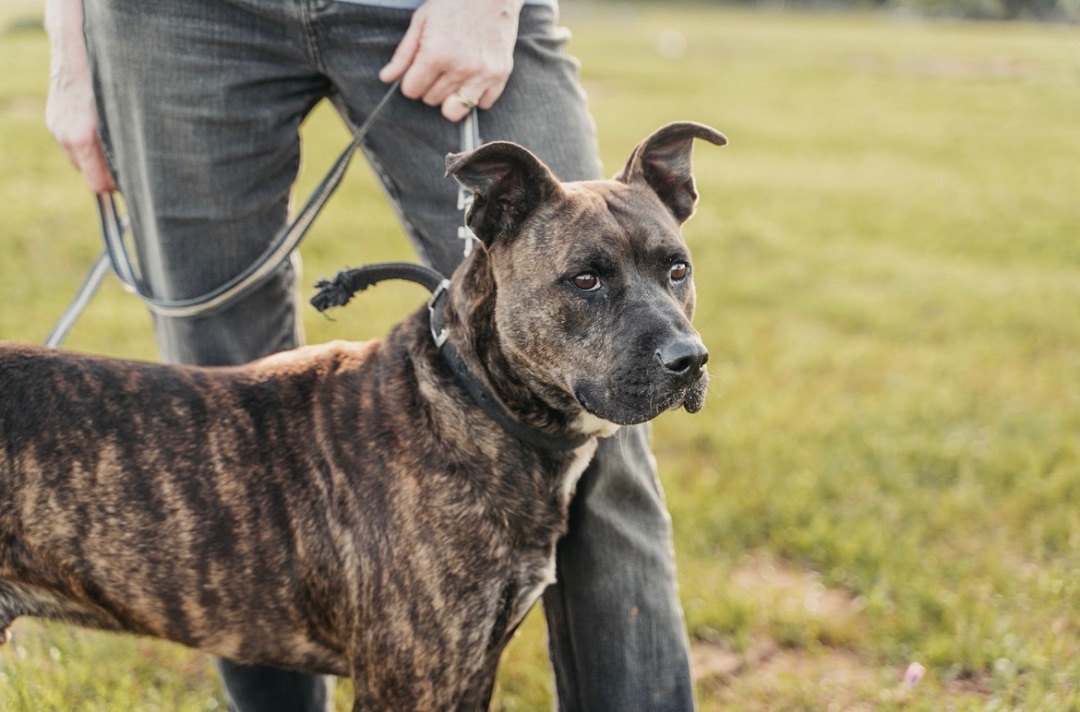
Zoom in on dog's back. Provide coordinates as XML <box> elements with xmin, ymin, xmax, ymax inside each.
<box><xmin>0</xmin><ymin>340</ymin><xmax>386</xmax><ymax>672</ymax></box>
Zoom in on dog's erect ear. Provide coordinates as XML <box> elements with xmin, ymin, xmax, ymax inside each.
<box><xmin>615</xmin><ymin>122</ymin><xmax>727</xmax><ymax>224</ymax></box>
<box><xmin>445</xmin><ymin>142</ymin><xmax>562</xmax><ymax>246</ymax></box>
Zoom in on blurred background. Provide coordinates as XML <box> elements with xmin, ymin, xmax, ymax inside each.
<box><xmin>1</xmin><ymin>0</ymin><xmax>1078</xmax><ymax>709</ymax></box>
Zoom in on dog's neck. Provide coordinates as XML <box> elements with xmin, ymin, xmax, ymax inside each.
<box><xmin>308</xmin><ymin>258</ymin><xmax>601</xmax><ymax>449</ymax></box>
<box><xmin>442</xmin><ymin>254</ymin><xmax>598</xmax><ymax>447</ymax></box>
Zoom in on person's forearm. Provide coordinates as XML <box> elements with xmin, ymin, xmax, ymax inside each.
<box><xmin>45</xmin><ymin>0</ymin><xmax>91</xmax><ymax>80</ymax></box>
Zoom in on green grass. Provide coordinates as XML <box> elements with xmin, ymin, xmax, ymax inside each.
<box><xmin>3</xmin><ymin>1</ymin><xmax>1080</xmax><ymax>709</ymax></box>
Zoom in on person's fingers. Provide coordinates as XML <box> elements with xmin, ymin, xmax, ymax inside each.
<box><xmin>476</xmin><ymin>74</ymin><xmax>508</xmax><ymax>111</ymax></box>
<box><xmin>382</xmin><ymin>0</ymin><xmax>519</xmax><ymax>121</ymax></box>
<box><xmin>379</xmin><ymin>15</ymin><xmax>422</xmax><ymax>85</ymax></box>
<box><xmin>77</xmin><ymin>141</ymin><xmax>117</xmax><ymax>194</ymax></box>
<box><xmin>419</xmin><ymin>70</ymin><xmax>457</xmax><ymax>107</ymax></box>
<box><xmin>399</xmin><ymin>55</ymin><xmax>446</xmax><ymax>102</ymax></box>
<box><xmin>48</xmin><ymin>114</ymin><xmax>116</xmax><ymax>193</ymax></box>
<box><xmin>439</xmin><ymin>79</ymin><xmax>487</xmax><ymax>122</ymax></box>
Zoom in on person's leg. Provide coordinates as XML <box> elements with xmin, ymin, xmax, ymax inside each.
<box><xmin>543</xmin><ymin>428</ymin><xmax>696</xmax><ymax>711</ymax></box>
<box><xmin>83</xmin><ymin>0</ymin><xmax>334</xmax><ymax>708</ymax></box>
<box><xmin>315</xmin><ymin>6</ymin><xmax>695</xmax><ymax>710</ymax></box>
<box><xmin>213</xmin><ymin>660</ymin><xmax>333</xmax><ymax>712</ymax></box>
<box><xmin>82</xmin><ymin>0</ymin><xmax>326</xmax><ymax>366</ymax></box>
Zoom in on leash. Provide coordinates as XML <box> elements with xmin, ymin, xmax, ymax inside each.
<box><xmin>108</xmin><ymin>80</ymin><xmax>403</xmax><ymax>319</ymax></box>
<box><xmin>44</xmin><ymin>251</ymin><xmax>111</xmax><ymax>348</ymax></box>
<box><xmin>310</xmin><ymin>263</ymin><xmax>591</xmax><ymax>452</ymax></box>
<box><xmin>48</xmin><ymin>79</ymin><xmax>413</xmax><ymax>345</ymax></box>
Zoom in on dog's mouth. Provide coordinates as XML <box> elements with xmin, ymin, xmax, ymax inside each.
<box><xmin>574</xmin><ymin>370</ymin><xmax>708</xmax><ymax>426</ymax></box>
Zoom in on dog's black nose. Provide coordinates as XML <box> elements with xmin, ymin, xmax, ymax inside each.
<box><xmin>656</xmin><ymin>337</ymin><xmax>709</xmax><ymax>377</ymax></box>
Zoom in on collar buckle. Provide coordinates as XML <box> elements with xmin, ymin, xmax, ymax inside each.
<box><xmin>427</xmin><ymin>279</ymin><xmax>451</xmax><ymax>348</ymax></box>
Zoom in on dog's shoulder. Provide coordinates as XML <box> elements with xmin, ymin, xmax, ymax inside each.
<box><xmin>0</xmin><ymin>341</ymin><xmax>124</xmax><ymax>386</ymax></box>
<box><xmin>0</xmin><ymin>341</ymin><xmax>64</xmax><ymax>365</ymax></box>
<box><xmin>243</xmin><ymin>340</ymin><xmax>380</xmax><ymax>377</ymax></box>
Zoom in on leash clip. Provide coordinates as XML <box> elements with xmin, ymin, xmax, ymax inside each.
<box><xmin>457</xmin><ymin>108</ymin><xmax>482</xmax><ymax>258</ymax></box>
<box><xmin>427</xmin><ymin>279</ymin><xmax>451</xmax><ymax>348</ymax></box>
<box><xmin>457</xmin><ymin>225</ymin><xmax>479</xmax><ymax>258</ymax></box>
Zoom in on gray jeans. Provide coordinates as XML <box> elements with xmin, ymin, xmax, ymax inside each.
<box><xmin>82</xmin><ymin>1</ymin><xmax>694</xmax><ymax>709</ymax></box>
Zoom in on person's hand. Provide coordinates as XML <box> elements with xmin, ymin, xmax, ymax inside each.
<box><xmin>45</xmin><ymin>0</ymin><xmax>116</xmax><ymax>194</ymax></box>
<box><xmin>379</xmin><ymin>0</ymin><xmax>523</xmax><ymax>122</ymax></box>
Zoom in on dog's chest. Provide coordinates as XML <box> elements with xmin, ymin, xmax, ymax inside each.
<box><xmin>509</xmin><ymin>440</ymin><xmax>598</xmax><ymax>628</ymax></box>
<box><xmin>556</xmin><ymin>440</ymin><xmax>598</xmax><ymax>514</ymax></box>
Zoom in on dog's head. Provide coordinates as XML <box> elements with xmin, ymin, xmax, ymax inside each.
<box><xmin>446</xmin><ymin>122</ymin><xmax>726</xmax><ymax>431</ymax></box>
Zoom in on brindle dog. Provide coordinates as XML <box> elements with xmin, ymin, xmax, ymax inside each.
<box><xmin>0</xmin><ymin>122</ymin><xmax>725</xmax><ymax>710</ymax></box>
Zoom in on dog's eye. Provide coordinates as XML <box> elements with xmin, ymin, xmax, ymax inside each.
<box><xmin>572</xmin><ymin>272</ymin><xmax>601</xmax><ymax>292</ymax></box>
<box><xmin>670</xmin><ymin>262</ymin><xmax>690</xmax><ymax>283</ymax></box>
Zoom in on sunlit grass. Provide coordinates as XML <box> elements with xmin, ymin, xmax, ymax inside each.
<box><xmin>2</xmin><ymin>1</ymin><xmax>1079</xmax><ymax>709</ymax></box>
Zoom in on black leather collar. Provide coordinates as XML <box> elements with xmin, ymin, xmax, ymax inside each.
<box><xmin>311</xmin><ymin>264</ymin><xmax>591</xmax><ymax>452</ymax></box>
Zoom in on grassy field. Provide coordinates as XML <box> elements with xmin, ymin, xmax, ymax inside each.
<box><xmin>2</xmin><ymin>1</ymin><xmax>1079</xmax><ymax>709</ymax></box>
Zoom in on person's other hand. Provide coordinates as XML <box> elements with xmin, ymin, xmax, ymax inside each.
<box><xmin>379</xmin><ymin>0</ymin><xmax>523</xmax><ymax>122</ymax></box>
<box><xmin>45</xmin><ymin>0</ymin><xmax>116</xmax><ymax>194</ymax></box>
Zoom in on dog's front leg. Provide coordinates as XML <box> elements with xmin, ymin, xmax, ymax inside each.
<box><xmin>453</xmin><ymin>654</ymin><xmax>502</xmax><ymax>712</ymax></box>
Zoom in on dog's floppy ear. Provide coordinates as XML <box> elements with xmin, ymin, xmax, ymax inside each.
<box><xmin>615</xmin><ymin>122</ymin><xmax>727</xmax><ymax>224</ymax></box>
<box><xmin>446</xmin><ymin>142</ymin><xmax>562</xmax><ymax>246</ymax></box>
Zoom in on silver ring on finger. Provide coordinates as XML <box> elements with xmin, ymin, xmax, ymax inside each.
<box><xmin>453</xmin><ymin>91</ymin><xmax>479</xmax><ymax>110</ymax></box>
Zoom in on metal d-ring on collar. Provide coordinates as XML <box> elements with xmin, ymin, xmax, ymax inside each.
<box><xmin>310</xmin><ymin>264</ymin><xmax>591</xmax><ymax>453</ymax></box>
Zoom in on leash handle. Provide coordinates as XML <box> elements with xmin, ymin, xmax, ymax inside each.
<box><xmin>102</xmin><ymin>80</ymin><xmax>402</xmax><ymax>319</ymax></box>
<box><xmin>46</xmin><ymin>82</ymin><xmax>483</xmax><ymax>345</ymax></box>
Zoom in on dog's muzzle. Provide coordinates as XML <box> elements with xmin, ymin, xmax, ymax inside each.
<box><xmin>574</xmin><ymin>336</ymin><xmax>710</xmax><ymax>425</ymax></box>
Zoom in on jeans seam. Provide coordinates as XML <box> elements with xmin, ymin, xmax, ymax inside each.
<box><xmin>299</xmin><ymin>0</ymin><xmax>329</xmax><ymax>74</ymax></box>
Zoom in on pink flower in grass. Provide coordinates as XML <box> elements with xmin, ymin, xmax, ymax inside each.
<box><xmin>903</xmin><ymin>662</ymin><xmax>926</xmax><ymax>686</ymax></box>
